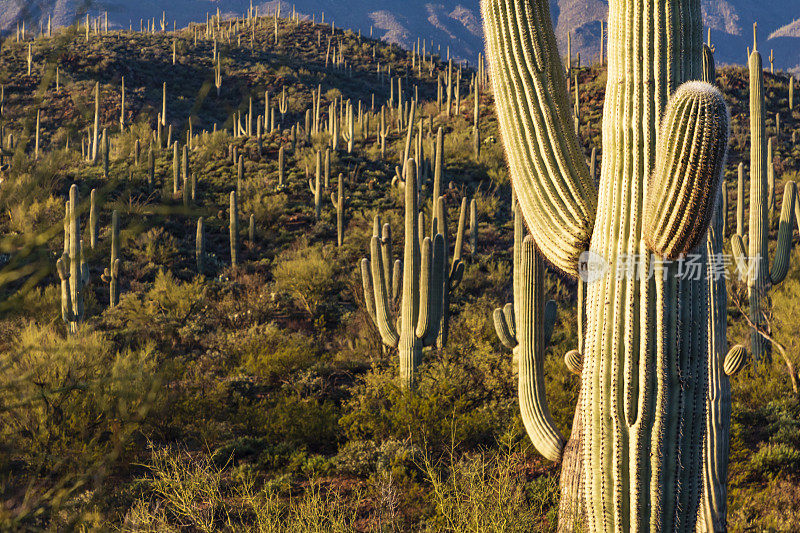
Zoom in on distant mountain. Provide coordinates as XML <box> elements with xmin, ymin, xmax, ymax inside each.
<box><xmin>1</xmin><ymin>0</ymin><xmax>799</xmax><ymax>72</ymax></box>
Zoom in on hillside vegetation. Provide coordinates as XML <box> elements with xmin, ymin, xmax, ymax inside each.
<box><xmin>0</xmin><ymin>11</ymin><xmax>798</xmax><ymax>532</ymax></box>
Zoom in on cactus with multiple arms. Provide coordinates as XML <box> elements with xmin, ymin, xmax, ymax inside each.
<box><xmin>493</xmin><ymin>204</ymin><xmax>562</xmax><ymax>461</ymax></box>
<box><xmin>56</xmin><ymin>185</ymin><xmax>91</xmax><ymax>334</ymax></box>
<box><xmin>434</xmin><ymin>195</ymin><xmax>467</xmax><ymax>349</ymax></box>
<box><xmin>330</xmin><ymin>173</ymin><xmax>345</xmax><ymax>246</ymax></box>
<box><xmin>361</xmin><ymin>161</ymin><xmax>445</xmax><ymax>388</ymax></box>
<box><xmin>309</xmin><ymin>151</ymin><xmax>322</xmax><ymax>219</ymax></box>
<box><xmin>100</xmin><ymin>210</ymin><xmax>121</xmax><ymax>308</ymax></box>
<box><xmin>483</xmin><ymin>0</ymin><xmax>730</xmax><ymax>530</ymax></box>
<box><xmin>731</xmin><ymin>38</ymin><xmax>800</xmax><ymax>364</ymax></box>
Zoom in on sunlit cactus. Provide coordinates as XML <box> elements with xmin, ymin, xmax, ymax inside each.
<box><xmin>56</xmin><ymin>185</ymin><xmax>91</xmax><ymax>334</ymax></box>
<box><xmin>493</xmin><ymin>204</ymin><xmax>562</xmax><ymax>462</ymax></box>
<box><xmin>361</xmin><ymin>160</ymin><xmax>445</xmax><ymax>389</ymax></box>
<box><xmin>731</xmin><ymin>35</ymin><xmax>800</xmax><ymax>364</ymax></box>
<box><xmin>100</xmin><ymin>210</ymin><xmax>121</xmax><ymax>308</ymax></box>
<box><xmin>483</xmin><ymin>0</ymin><xmax>730</xmax><ymax>529</ymax></box>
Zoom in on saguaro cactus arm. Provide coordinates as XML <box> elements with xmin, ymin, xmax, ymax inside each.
<box><xmin>482</xmin><ymin>0</ymin><xmax>597</xmax><ymax>277</ymax></box>
<box><xmin>518</xmin><ymin>236</ymin><xmax>566</xmax><ymax>462</ymax></box>
<box><xmin>643</xmin><ymin>81</ymin><xmax>729</xmax><ymax>259</ymax></box>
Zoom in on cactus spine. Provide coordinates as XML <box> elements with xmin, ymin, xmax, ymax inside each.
<box><xmin>361</xmin><ymin>161</ymin><xmax>445</xmax><ymax>388</ymax></box>
<box><xmin>330</xmin><ymin>172</ymin><xmax>345</xmax><ymax>246</ymax></box>
<box><xmin>484</xmin><ymin>0</ymin><xmax>730</xmax><ymax>530</ymax></box>
<box><xmin>229</xmin><ymin>191</ymin><xmax>238</xmax><ymax>266</ymax></box>
<box><xmin>101</xmin><ymin>210</ymin><xmax>121</xmax><ymax>307</ymax></box>
<box><xmin>493</xmin><ymin>203</ymin><xmax>562</xmax><ymax>461</ymax></box>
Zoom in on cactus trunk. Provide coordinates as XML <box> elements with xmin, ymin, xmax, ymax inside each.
<box><xmin>483</xmin><ymin>0</ymin><xmax>729</xmax><ymax>530</ymax></box>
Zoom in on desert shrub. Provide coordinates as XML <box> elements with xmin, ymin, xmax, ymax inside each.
<box><xmin>127</xmin><ymin>227</ymin><xmax>180</xmax><ymax>272</ymax></box>
<box><xmin>422</xmin><ymin>440</ymin><xmax>558</xmax><ymax>532</ymax></box>
<box><xmin>236</xmin><ymin>323</ymin><xmax>320</xmax><ymax>385</ymax></box>
<box><xmin>7</xmin><ymin>194</ymin><xmax>64</xmax><ymax>237</ymax></box>
<box><xmin>123</xmin><ymin>447</ymin><xmax>359</xmax><ymax>532</ymax></box>
<box><xmin>272</xmin><ymin>240</ymin><xmax>336</xmax><ymax>317</ymax></box>
<box><xmin>100</xmin><ymin>270</ymin><xmax>206</xmax><ymax>349</ymax></box>
<box><xmin>0</xmin><ymin>324</ymin><xmax>160</xmax><ymax>527</ymax></box>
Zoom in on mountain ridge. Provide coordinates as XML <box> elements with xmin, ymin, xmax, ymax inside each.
<box><xmin>1</xmin><ymin>0</ymin><xmax>799</xmax><ymax>72</ymax></box>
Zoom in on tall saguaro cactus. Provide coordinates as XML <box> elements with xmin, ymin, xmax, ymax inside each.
<box><xmin>493</xmin><ymin>204</ymin><xmax>562</xmax><ymax>462</ymax></box>
<box><xmin>483</xmin><ymin>0</ymin><xmax>729</xmax><ymax>530</ymax></box>
<box><xmin>101</xmin><ymin>210</ymin><xmax>121</xmax><ymax>307</ymax></box>
<box><xmin>731</xmin><ymin>36</ymin><xmax>800</xmax><ymax>364</ymax></box>
<box><xmin>361</xmin><ymin>161</ymin><xmax>445</xmax><ymax>388</ymax></box>
<box><xmin>56</xmin><ymin>185</ymin><xmax>91</xmax><ymax>335</ymax></box>
<box><xmin>229</xmin><ymin>191</ymin><xmax>238</xmax><ymax>266</ymax></box>
<box><xmin>330</xmin><ymin>173</ymin><xmax>345</xmax><ymax>246</ymax></box>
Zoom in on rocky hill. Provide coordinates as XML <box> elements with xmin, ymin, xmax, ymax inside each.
<box><xmin>2</xmin><ymin>1</ymin><xmax>800</xmax><ymax>71</ymax></box>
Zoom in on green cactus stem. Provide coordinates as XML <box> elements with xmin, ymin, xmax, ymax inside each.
<box><xmin>731</xmin><ymin>40</ymin><xmax>800</xmax><ymax>364</ymax></box>
<box><xmin>361</xmin><ymin>160</ymin><xmax>445</xmax><ymax>389</ymax></box>
<box><xmin>89</xmin><ymin>188</ymin><xmax>97</xmax><ymax>249</ymax></box>
<box><xmin>469</xmin><ymin>198</ymin><xmax>478</xmax><ymax>254</ymax></box>
<box><xmin>309</xmin><ymin>150</ymin><xmax>322</xmax><ymax>219</ymax></box>
<box><xmin>57</xmin><ymin>184</ymin><xmax>91</xmax><ymax>334</ymax></box>
<box><xmin>196</xmin><ymin>217</ymin><xmax>205</xmax><ymax>274</ymax></box>
<box><xmin>100</xmin><ymin>210</ymin><xmax>121</xmax><ymax>307</ymax></box>
<box><xmin>172</xmin><ymin>141</ymin><xmax>180</xmax><ymax>195</ymax></box>
<box><xmin>230</xmin><ymin>191</ymin><xmax>238</xmax><ymax>266</ymax></box>
<box><xmin>249</xmin><ymin>214</ymin><xmax>255</xmax><ymax>244</ymax></box>
<box><xmin>484</xmin><ymin>0</ymin><xmax>730</xmax><ymax>530</ymax></box>
<box><xmin>434</xmin><ymin>195</ymin><xmax>466</xmax><ymax>350</ymax></box>
<box><xmin>278</xmin><ymin>145</ymin><xmax>285</xmax><ymax>188</ymax></box>
<box><xmin>492</xmin><ymin>204</ymin><xmax>563</xmax><ymax>461</ymax></box>
<box><xmin>330</xmin><ymin>173</ymin><xmax>345</xmax><ymax>246</ymax></box>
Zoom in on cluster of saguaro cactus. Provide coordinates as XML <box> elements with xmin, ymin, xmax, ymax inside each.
<box><xmin>731</xmin><ymin>31</ymin><xmax>799</xmax><ymax>364</ymax></box>
<box><xmin>56</xmin><ymin>185</ymin><xmax>91</xmax><ymax>335</ymax></box>
<box><xmin>483</xmin><ymin>0</ymin><xmax>730</xmax><ymax>530</ymax></box>
<box><xmin>361</xmin><ymin>161</ymin><xmax>445</xmax><ymax>388</ymax></box>
<box><xmin>100</xmin><ymin>210</ymin><xmax>121</xmax><ymax>308</ymax></box>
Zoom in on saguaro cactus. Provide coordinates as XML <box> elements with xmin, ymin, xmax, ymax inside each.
<box><xmin>434</xmin><ymin>195</ymin><xmax>466</xmax><ymax>350</ymax></box>
<box><xmin>229</xmin><ymin>191</ymin><xmax>238</xmax><ymax>266</ymax></box>
<box><xmin>196</xmin><ymin>217</ymin><xmax>205</xmax><ymax>274</ymax></box>
<box><xmin>330</xmin><ymin>172</ymin><xmax>345</xmax><ymax>246</ymax></box>
<box><xmin>483</xmin><ymin>0</ymin><xmax>730</xmax><ymax>530</ymax></box>
<box><xmin>731</xmin><ymin>38</ymin><xmax>800</xmax><ymax>364</ymax></box>
<box><xmin>56</xmin><ymin>185</ymin><xmax>91</xmax><ymax>334</ymax></box>
<box><xmin>89</xmin><ymin>188</ymin><xmax>97</xmax><ymax>249</ymax></box>
<box><xmin>101</xmin><ymin>210</ymin><xmax>121</xmax><ymax>307</ymax></box>
<box><xmin>309</xmin><ymin>151</ymin><xmax>322</xmax><ymax>219</ymax></box>
<box><xmin>493</xmin><ymin>204</ymin><xmax>562</xmax><ymax>462</ymax></box>
<box><xmin>361</xmin><ymin>161</ymin><xmax>445</xmax><ymax>388</ymax></box>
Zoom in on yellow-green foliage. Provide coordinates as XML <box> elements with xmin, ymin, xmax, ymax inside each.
<box><xmin>272</xmin><ymin>241</ymin><xmax>336</xmax><ymax>317</ymax></box>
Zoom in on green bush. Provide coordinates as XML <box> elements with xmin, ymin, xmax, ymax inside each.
<box><xmin>272</xmin><ymin>240</ymin><xmax>336</xmax><ymax>317</ymax></box>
